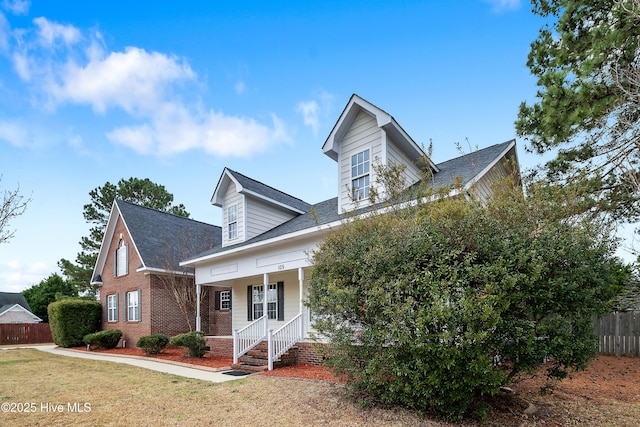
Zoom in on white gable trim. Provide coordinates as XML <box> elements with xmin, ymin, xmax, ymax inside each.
<box><xmin>323</xmin><ymin>94</ymin><xmax>439</xmax><ymax>172</ymax></box>
<box><xmin>462</xmin><ymin>140</ymin><xmax>518</xmax><ymax>192</ymax></box>
<box><xmin>0</xmin><ymin>304</ymin><xmax>42</xmax><ymax>322</ymax></box>
<box><xmin>211</xmin><ymin>168</ymin><xmax>306</xmax><ymax>214</ymax></box>
<box><xmin>91</xmin><ymin>201</ymin><xmax>146</xmax><ymax>285</ymax></box>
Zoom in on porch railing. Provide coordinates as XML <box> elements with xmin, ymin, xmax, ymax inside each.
<box><xmin>233</xmin><ymin>315</ymin><xmax>267</xmax><ymax>364</ymax></box>
<box><xmin>268</xmin><ymin>313</ymin><xmax>303</xmax><ymax>370</ymax></box>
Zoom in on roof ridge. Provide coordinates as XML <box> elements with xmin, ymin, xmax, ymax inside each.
<box><xmin>435</xmin><ymin>139</ymin><xmax>515</xmax><ymax>167</ymax></box>
<box><xmin>116</xmin><ymin>199</ymin><xmax>220</xmax><ymax>229</ymax></box>
<box><xmin>225</xmin><ymin>168</ymin><xmax>311</xmax><ymax>207</ymax></box>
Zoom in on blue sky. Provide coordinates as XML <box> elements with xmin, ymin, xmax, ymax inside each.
<box><xmin>0</xmin><ymin>0</ymin><xmax>615</xmax><ymax>293</ymax></box>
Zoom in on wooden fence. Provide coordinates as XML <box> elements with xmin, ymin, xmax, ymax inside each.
<box><xmin>593</xmin><ymin>312</ymin><xmax>640</xmax><ymax>357</ymax></box>
<box><xmin>0</xmin><ymin>323</ymin><xmax>53</xmax><ymax>345</ymax></box>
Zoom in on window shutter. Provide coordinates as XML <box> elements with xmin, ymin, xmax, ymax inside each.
<box><xmin>124</xmin><ymin>292</ymin><xmax>128</xmax><ymax>322</ymax></box>
<box><xmin>277</xmin><ymin>281</ymin><xmax>284</xmax><ymax>321</ymax></box>
<box><xmin>104</xmin><ymin>295</ymin><xmax>108</xmax><ymax>323</ymax></box>
<box><xmin>214</xmin><ymin>291</ymin><xmax>221</xmax><ymax>310</ymax></box>
<box><xmin>115</xmin><ymin>292</ymin><xmax>119</xmax><ymax>322</ymax></box>
<box><xmin>247</xmin><ymin>285</ymin><xmax>252</xmax><ymax>321</ymax></box>
<box><xmin>136</xmin><ymin>289</ymin><xmax>141</xmax><ymax>321</ymax></box>
<box><xmin>125</xmin><ymin>245</ymin><xmax>129</xmax><ymax>275</ymax></box>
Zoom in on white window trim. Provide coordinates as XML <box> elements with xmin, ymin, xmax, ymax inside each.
<box><xmin>252</xmin><ymin>284</ymin><xmax>277</xmax><ymax>320</ymax></box>
<box><xmin>227</xmin><ymin>204</ymin><xmax>238</xmax><ymax>240</ymax></box>
<box><xmin>220</xmin><ymin>290</ymin><xmax>231</xmax><ymax>310</ymax></box>
<box><xmin>127</xmin><ymin>290</ymin><xmax>140</xmax><ymax>322</ymax></box>
<box><xmin>107</xmin><ymin>294</ymin><xmax>118</xmax><ymax>322</ymax></box>
<box><xmin>351</xmin><ymin>148</ymin><xmax>371</xmax><ymax>201</ymax></box>
<box><xmin>116</xmin><ymin>239</ymin><xmax>128</xmax><ymax>277</ymax></box>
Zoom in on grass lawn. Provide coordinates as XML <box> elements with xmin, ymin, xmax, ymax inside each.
<box><xmin>0</xmin><ymin>349</ymin><xmax>433</xmax><ymax>426</ymax></box>
<box><xmin>2</xmin><ymin>348</ymin><xmax>640</xmax><ymax>426</ymax></box>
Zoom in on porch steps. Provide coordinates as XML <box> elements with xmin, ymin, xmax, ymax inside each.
<box><xmin>231</xmin><ymin>341</ymin><xmax>299</xmax><ymax>372</ymax></box>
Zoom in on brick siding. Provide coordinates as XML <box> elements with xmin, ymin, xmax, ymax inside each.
<box><xmin>206</xmin><ymin>336</ymin><xmax>234</xmax><ymax>357</ymax></box>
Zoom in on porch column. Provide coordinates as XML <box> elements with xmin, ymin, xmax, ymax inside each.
<box><xmin>195</xmin><ymin>284</ymin><xmax>201</xmax><ymax>332</ymax></box>
<box><xmin>298</xmin><ymin>267</ymin><xmax>304</xmax><ymax>338</ymax></box>
<box><xmin>263</xmin><ymin>273</ymin><xmax>269</xmax><ymax>334</ymax></box>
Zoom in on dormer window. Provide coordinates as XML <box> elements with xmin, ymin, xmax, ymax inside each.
<box><xmin>228</xmin><ymin>204</ymin><xmax>238</xmax><ymax>240</ymax></box>
<box><xmin>351</xmin><ymin>149</ymin><xmax>370</xmax><ymax>201</ymax></box>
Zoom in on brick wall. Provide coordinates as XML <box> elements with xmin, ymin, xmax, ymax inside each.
<box><xmin>206</xmin><ymin>336</ymin><xmax>234</xmax><ymax>357</ymax></box>
<box><xmin>100</xmin><ymin>218</ymin><xmax>151</xmax><ymax>346</ymax></box>
<box><xmin>208</xmin><ymin>287</ymin><xmax>232</xmax><ymax>336</ymax></box>
<box><xmin>296</xmin><ymin>341</ymin><xmax>323</xmax><ymax>365</ymax></box>
<box><xmin>149</xmin><ymin>274</ymin><xmax>210</xmax><ymax>338</ymax></box>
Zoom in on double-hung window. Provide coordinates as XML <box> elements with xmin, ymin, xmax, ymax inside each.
<box><xmin>248</xmin><ymin>282</ymin><xmax>284</xmax><ymax>321</ymax></box>
<box><xmin>228</xmin><ymin>205</ymin><xmax>238</xmax><ymax>240</ymax></box>
<box><xmin>351</xmin><ymin>149</ymin><xmax>370</xmax><ymax>201</ymax></box>
<box><xmin>127</xmin><ymin>290</ymin><xmax>141</xmax><ymax>322</ymax></box>
<box><xmin>107</xmin><ymin>294</ymin><xmax>118</xmax><ymax>322</ymax></box>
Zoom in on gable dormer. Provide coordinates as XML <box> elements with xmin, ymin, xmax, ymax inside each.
<box><xmin>211</xmin><ymin>168</ymin><xmax>311</xmax><ymax>247</ymax></box>
<box><xmin>323</xmin><ymin>94</ymin><xmax>439</xmax><ymax>212</ymax></box>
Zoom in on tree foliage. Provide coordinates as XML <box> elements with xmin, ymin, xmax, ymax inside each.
<box><xmin>0</xmin><ymin>177</ymin><xmax>30</xmax><ymax>245</ymax></box>
<box><xmin>516</xmin><ymin>0</ymin><xmax>640</xmax><ymax>222</ymax></box>
<box><xmin>306</xmin><ymin>178</ymin><xmax>620</xmax><ymax>419</ymax></box>
<box><xmin>59</xmin><ymin>178</ymin><xmax>189</xmax><ymax>298</ymax></box>
<box><xmin>22</xmin><ymin>273</ymin><xmax>78</xmax><ymax>322</ymax></box>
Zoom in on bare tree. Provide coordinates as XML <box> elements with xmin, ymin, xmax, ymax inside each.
<box><xmin>0</xmin><ymin>177</ymin><xmax>30</xmax><ymax>244</ymax></box>
<box><xmin>156</xmin><ymin>228</ymin><xmax>217</xmax><ymax>332</ymax></box>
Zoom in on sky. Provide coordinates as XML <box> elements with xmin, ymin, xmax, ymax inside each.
<box><xmin>0</xmin><ymin>0</ymin><xmax>628</xmax><ymax>293</ymax></box>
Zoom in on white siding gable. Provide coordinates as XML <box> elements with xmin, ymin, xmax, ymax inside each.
<box><xmin>387</xmin><ymin>134</ymin><xmax>422</xmax><ymax>188</ymax></box>
<box><xmin>339</xmin><ymin>110</ymin><xmax>381</xmax><ymax>212</ymax></box>
<box><xmin>245</xmin><ymin>196</ymin><xmax>297</xmax><ymax>240</ymax></box>
<box><xmin>222</xmin><ymin>182</ymin><xmax>244</xmax><ymax>247</ymax></box>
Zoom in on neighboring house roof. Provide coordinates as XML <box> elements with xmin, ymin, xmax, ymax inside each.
<box><xmin>184</xmin><ymin>140</ymin><xmax>516</xmax><ymax>262</ymax></box>
<box><xmin>92</xmin><ymin>200</ymin><xmax>221</xmax><ymax>282</ymax></box>
<box><xmin>211</xmin><ymin>168</ymin><xmax>312</xmax><ymax>214</ymax></box>
<box><xmin>0</xmin><ymin>292</ymin><xmax>31</xmax><ymax>312</ymax></box>
<box><xmin>0</xmin><ymin>303</ymin><xmax>43</xmax><ymax>322</ymax></box>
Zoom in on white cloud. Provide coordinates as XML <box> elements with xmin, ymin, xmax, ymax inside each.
<box><xmin>4</xmin><ymin>17</ymin><xmax>288</xmax><ymax>158</ymax></box>
<box><xmin>0</xmin><ymin>12</ymin><xmax>9</xmax><ymax>52</ymax></box>
<box><xmin>33</xmin><ymin>17</ymin><xmax>80</xmax><ymax>47</ymax></box>
<box><xmin>0</xmin><ymin>119</ymin><xmax>28</xmax><ymax>146</ymax></box>
<box><xmin>296</xmin><ymin>100</ymin><xmax>320</xmax><ymax>134</ymax></box>
<box><xmin>47</xmin><ymin>46</ymin><xmax>196</xmax><ymax>114</ymax></box>
<box><xmin>296</xmin><ymin>90</ymin><xmax>335</xmax><ymax>135</ymax></box>
<box><xmin>0</xmin><ymin>260</ymin><xmax>49</xmax><ymax>292</ymax></box>
<box><xmin>484</xmin><ymin>0</ymin><xmax>521</xmax><ymax>13</ymax></box>
<box><xmin>1</xmin><ymin>0</ymin><xmax>30</xmax><ymax>15</ymax></box>
<box><xmin>235</xmin><ymin>80</ymin><xmax>246</xmax><ymax>95</ymax></box>
<box><xmin>107</xmin><ymin>103</ymin><xmax>288</xmax><ymax>157</ymax></box>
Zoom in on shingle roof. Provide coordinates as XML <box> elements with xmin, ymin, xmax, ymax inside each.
<box><xmin>0</xmin><ymin>292</ymin><xmax>31</xmax><ymax>314</ymax></box>
<box><xmin>116</xmin><ymin>200</ymin><xmax>221</xmax><ymax>271</ymax></box>
<box><xmin>186</xmin><ymin>140</ymin><xmax>515</xmax><ymax>261</ymax></box>
<box><xmin>224</xmin><ymin>168</ymin><xmax>312</xmax><ymax>213</ymax></box>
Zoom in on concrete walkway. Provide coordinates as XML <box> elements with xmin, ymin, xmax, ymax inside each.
<box><xmin>1</xmin><ymin>344</ymin><xmax>246</xmax><ymax>383</ymax></box>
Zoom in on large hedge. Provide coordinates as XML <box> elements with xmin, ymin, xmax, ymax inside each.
<box><xmin>48</xmin><ymin>299</ymin><xmax>101</xmax><ymax>348</ymax></box>
<box><xmin>307</xmin><ymin>177</ymin><xmax>621</xmax><ymax>420</ymax></box>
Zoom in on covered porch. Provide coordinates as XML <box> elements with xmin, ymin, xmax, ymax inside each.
<box><xmin>195</xmin><ymin>266</ymin><xmax>314</xmax><ymax>370</ymax></box>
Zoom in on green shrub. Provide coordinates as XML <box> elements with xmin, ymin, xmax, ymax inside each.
<box><xmin>170</xmin><ymin>331</ymin><xmax>207</xmax><ymax>358</ymax></box>
<box><xmin>84</xmin><ymin>330</ymin><xmax>122</xmax><ymax>350</ymax></box>
<box><xmin>136</xmin><ymin>334</ymin><xmax>170</xmax><ymax>355</ymax></box>
<box><xmin>48</xmin><ymin>299</ymin><xmax>101</xmax><ymax>348</ymax></box>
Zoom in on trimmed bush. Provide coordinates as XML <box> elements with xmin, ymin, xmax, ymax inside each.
<box><xmin>48</xmin><ymin>299</ymin><xmax>101</xmax><ymax>348</ymax></box>
<box><xmin>136</xmin><ymin>334</ymin><xmax>170</xmax><ymax>355</ymax></box>
<box><xmin>84</xmin><ymin>330</ymin><xmax>122</xmax><ymax>350</ymax></box>
<box><xmin>170</xmin><ymin>331</ymin><xmax>207</xmax><ymax>358</ymax></box>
